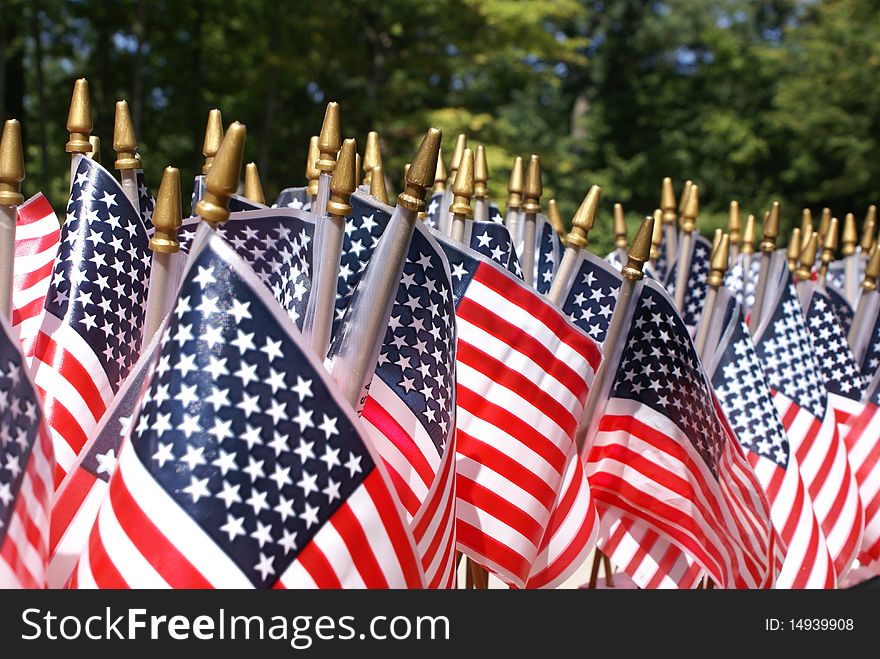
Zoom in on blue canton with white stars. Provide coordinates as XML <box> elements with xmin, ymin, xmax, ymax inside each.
<box><xmin>535</xmin><ymin>218</ymin><xmax>560</xmax><ymax>295</ymax></box>
<box><xmin>135</xmin><ymin>170</ymin><xmax>154</xmax><ymax>231</ymax></box>
<box><xmin>805</xmin><ymin>288</ymin><xmax>865</xmax><ymax>401</ymax></box>
<box><xmin>561</xmin><ymin>251</ymin><xmax>623</xmax><ymax>345</ymax></box>
<box><xmin>664</xmin><ymin>233</ymin><xmax>711</xmax><ymax>327</ymax></box>
<box><xmin>48</xmin><ymin>157</ymin><xmax>151</xmax><ymax>390</ymax></box>
<box><xmin>861</xmin><ymin>310</ymin><xmax>880</xmax><ymax>380</ymax></box>
<box><xmin>436</xmin><ymin>238</ymin><xmax>480</xmax><ymax>308</ymax></box>
<box><xmin>132</xmin><ymin>238</ymin><xmax>374</xmax><ymax>587</ymax></box>
<box><xmin>488</xmin><ymin>202</ymin><xmax>503</xmax><ymax>224</ymax></box>
<box><xmin>611</xmin><ymin>282</ymin><xmax>725</xmax><ymax>478</ymax></box>
<box><xmin>424</xmin><ymin>192</ymin><xmax>444</xmax><ymax>229</ymax></box>
<box><xmin>273</xmin><ymin>187</ymin><xmax>311</xmax><ymax>211</ymax></box>
<box><xmin>826</xmin><ymin>285</ymin><xmax>854</xmax><ymax>336</ymax></box>
<box><xmin>469</xmin><ymin>221</ymin><xmax>522</xmax><ymax>278</ymax></box>
<box><xmin>0</xmin><ymin>328</ymin><xmax>43</xmax><ymax>543</ymax></box>
<box><xmin>711</xmin><ymin>298</ymin><xmax>790</xmax><ymax>469</ymax></box>
<box><xmin>826</xmin><ymin>260</ymin><xmax>846</xmax><ymax>294</ymax></box>
<box><xmin>725</xmin><ymin>253</ymin><xmax>763</xmax><ymax>310</ymax></box>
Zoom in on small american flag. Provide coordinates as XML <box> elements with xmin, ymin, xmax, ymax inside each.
<box><xmin>663</xmin><ymin>233</ymin><xmax>712</xmax><ymax>328</ymax></box>
<box><xmin>725</xmin><ymin>252</ymin><xmax>763</xmax><ymax>311</ymax></box>
<box><xmin>753</xmin><ymin>255</ymin><xmax>864</xmax><ymax>579</ymax></box>
<box><xmin>707</xmin><ymin>292</ymin><xmax>836</xmax><ymax>588</ymax></box>
<box><xmin>135</xmin><ymin>170</ymin><xmax>155</xmax><ymax>230</ymax></box>
<box><xmin>0</xmin><ymin>315</ymin><xmax>54</xmax><ymax>588</ymax></box>
<box><xmin>826</xmin><ymin>284</ymin><xmax>854</xmax><ymax>336</ymax></box>
<box><xmin>12</xmin><ymin>193</ymin><xmax>60</xmax><ymax>355</ymax></box>
<box><xmin>535</xmin><ymin>215</ymin><xmax>561</xmax><ymax>295</ymax></box>
<box><xmin>560</xmin><ymin>250</ymin><xmax>623</xmax><ymax>345</ymax></box>
<box><xmin>30</xmin><ymin>156</ymin><xmax>150</xmax><ymax>486</ymax></box>
<box><xmin>71</xmin><ymin>228</ymin><xmax>425</xmax><ymax>588</ymax></box>
<box><xmin>438</xmin><ymin>235</ymin><xmax>599</xmax><ymax>589</ymax></box>
<box><xmin>273</xmin><ymin>187</ymin><xmax>311</xmax><ymax>211</ymax></box>
<box><xmin>585</xmin><ymin>278</ymin><xmax>779</xmax><ymax>588</ymax></box>
<box><xmin>858</xmin><ymin>306</ymin><xmax>880</xmax><ymax>380</ymax></box>
<box><xmin>424</xmin><ymin>191</ymin><xmax>444</xmax><ymax>229</ymax></box>
<box><xmin>467</xmin><ymin>220</ymin><xmax>522</xmax><ymax>278</ymax></box>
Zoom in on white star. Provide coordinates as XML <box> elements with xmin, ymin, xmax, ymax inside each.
<box><xmin>229</xmin><ymin>299</ymin><xmax>252</xmax><ymax>323</ymax></box>
<box><xmin>322</xmin><ymin>478</ymin><xmax>341</xmax><ymax>502</ymax></box>
<box><xmin>293</xmin><ymin>438</ymin><xmax>315</xmax><ymax>463</ymax></box>
<box><xmin>299</xmin><ymin>503</ymin><xmax>320</xmax><ymax>528</ymax></box>
<box><xmin>278</xmin><ymin>529</ymin><xmax>298</xmax><ymax>554</ymax></box>
<box><xmin>182</xmin><ymin>475</ymin><xmax>210</xmax><ymax>502</ymax></box>
<box><xmin>95</xmin><ymin>449</ymin><xmax>117</xmax><ymax>475</ymax></box>
<box><xmin>253</xmin><ymin>552</ymin><xmax>275</xmax><ymax>580</ymax></box>
<box><xmin>219</xmin><ymin>514</ymin><xmax>246</xmax><ymax>541</ymax></box>
<box><xmin>193</xmin><ymin>266</ymin><xmax>215</xmax><ymax>287</ymax></box>
<box><xmin>203</xmin><ymin>324</ymin><xmax>224</xmax><ymax>349</ymax></box>
<box><xmin>100</xmin><ymin>191</ymin><xmax>118</xmax><ymax>208</ymax></box>
<box><xmin>344</xmin><ymin>452</ymin><xmax>363</xmax><ymax>477</ymax></box>
<box><xmin>250</xmin><ymin>521</ymin><xmax>274</xmax><ymax>548</ymax></box>
<box><xmin>177</xmin><ymin>414</ymin><xmax>202</xmax><ymax>438</ymax></box>
<box><xmin>320</xmin><ymin>445</ymin><xmax>341</xmax><ymax>470</ymax></box>
<box><xmin>318</xmin><ymin>414</ymin><xmax>338</xmax><ymax>439</ymax></box>
<box><xmin>260</xmin><ymin>336</ymin><xmax>284</xmax><ymax>361</ymax></box>
<box><xmin>212</xmin><ymin>449</ymin><xmax>239</xmax><ymax>476</ymax></box>
<box><xmin>236</xmin><ymin>392</ymin><xmax>261</xmax><ymax>417</ymax></box>
<box><xmin>297</xmin><ymin>470</ymin><xmax>319</xmax><ymax>496</ymax></box>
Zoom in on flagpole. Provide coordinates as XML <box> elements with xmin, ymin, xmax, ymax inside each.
<box><xmin>111</xmin><ymin>100</ymin><xmax>141</xmax><ymax>216</ymax></box>
<box><xmin>575</xmin><ymin>216</ymin><xmax>654</xmax><ymax>454</ymax></box>
<box><xmin>369</xmin><ymin>163</ymin><xmax>389</xmax><ymax>204</ymax></box>
<box><xmin>195</xmin><ymin>122</ymin><xmax>247</xmax><ymax>229</ymax></box>
<box><xmin>328</xmin><ymin>128</ymin><xmax>441</xmax><ymax>409</ymax></box>
<box><xmin>847</xmin><ymin>245</ymin><xmax>880</xmax><ymax>359</ymax></box>
<box><xmin>242</xmin><ymin>162</ymin><xmax>266</xmax><ymax>205</ymax></box>
<box><xmin>786</xmin><ymin>227</ymin><xmax>802</xmax><ymax>273</ymax></box>
<box><xmin>0</xmin><ymin>119</ymin><xmax>24</xmax><ymax>320</ymax></box>
<box><xmin>314</xmin><ymin>102</ymin><xmax>340</xmax><ymax>222</ymax></box>
<box><xmin>472</xmin><ymin>145</ymin><xmax>489</xmax><ymax>222</ymax></box>
<box><xmin>547</xmin><ymin>186</ymin><xmax>601</xmax><ymax>305</ymax></box>
<box><xmin>649</xmin><ymin>208</ymin><xmax>663</xmax><ymax>268</ymax></box>
<box><xmin>506</xmin><ymin>156</ymin><xmax>523</xmax><ymax>245</ymax></box>
<box><xmin>305</xmin><ymin>135</ymin><xmax>319</xmax><ymax>206</ymax></box>
<box><xmin>142</xmin><ymin>167</ymin><xmax>183</xmax><ymax>344</ymax></box>
<box><xmin>307</xmin><ymin>138</ymin><xmax>357</xmax><ymax>361</ymax></box>
<box><xmin>439</xmin><ymin>134</ymin><xmax>466</xmax><ymax>236</ymax></box>
<box><xmin>817</xmin><ymin>216</ymin><xmax>839</xmax><ymax>287</ymax></box>
<box><xmin>673</xmin><ymin>184</ymin><xmax>699</xmax><ymax>311</ymax></box>
<box><xmin>856</xmin><ymin>206</ymin><xmax>877</xmax><ymax>301</ymax></box>
<box><xmin>520</xmin><ymin>155</ymin><xmax>542</xmax><ymax>287</ymax></box>
<box><xmin>695</xmin><ymin>233</ymin><xmax>730</xmax><ymax>356</ymax></box>
<box><xmin>202</xmin><ymin>108</ymin><xmax>224</xmax><ymax>175</ymax></box>
<box><xmin>430</xmin><ymin>147</ymin><xmax>446</xmax><ymax>205</ymax></box>
<box><xmin>840</xmin><ymin>212</ymin><xmax>858</xmax><ymax>301</ymax></box>
<box><xmin>747</xmin><ymin>202</ymin><xmax>780</xmax><ymax>333</ymax></box>
<box><xmin>449</xmin><ymin>148</ymin><xmax>474</xmax><ymax>244</ymax></box>
<box><xmin>726</xmin><ymin>201</ymin><xmax>741</xmax><ymax>263</ymax></box>
<box><xmin>660</xmin><ymin>177</ymin><xmax>678</xmax><ymax>263</ymax></box>
<box><xmin>796</xmin><ymin>232</ymin><xmax>819</xmax><ymax>303</ymax></box>
<box><xmin>363</xmin><ymin>130</ymin><xmax>382</xmax><ymax>187</ymax></box>
<box><xmin>65</xmin><ymin>78</ymin><xmax>92</xmax><ymax>193</ymax></box>
<box><xmin>613</xmin><ymin>202</ymin><xmax>628</xmax><ymax>264</ymax></box>
<box><xmin>86</xmin><ymin>136</ymin><xmax>101</xmax><ymax>163</ymax></box>
<box><xmin>546</xmin><ymin>198</ymin><xmax>567</xmax><ymax>242</ymax></box>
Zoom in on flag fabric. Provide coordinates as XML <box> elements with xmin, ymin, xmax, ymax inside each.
<box><xmin>706</xmin><ymin>291</ymin><xmax>836</xmax><ymax>588</ymax></box>
<box><xmin>424</xmin><ymin>191</ymin><xmax>445</xmax><ymax>229</ymax></box>
<box><xmin>752</xmin><ymin>255</ymin><xmax>863</xmax><ymax>578</ymax></box>
<box><xmin>274</xmin><ymin>187</ymin><xmax>311</xmax><ymax>211</ymax></box>
<box><xmin>585</xmin><ymin>277</ymin><xmax>779</xmax><ymax>588</ymax></box>
<box><xmin>467</xmin><ymin>220</ymin><xmax>522</xmax><ymax>278</ymax></box>
<box><xmin>605</xmin><ymin>249</ymin><xmax>624</xmax><ymax>272</ymax></box>
<box><xmin>534</xmin><ymin>215</ymin><xmax>561</xmax><ymax>295</ymax></box>
<box><xmin>351</xmin><ymin>223</ymin><xmax>458</xmax><ymax>588</ymax></box>
<box><xmin>487</xmin><ymin>202</ymin><xmax>503</xmax><ymax>223</ymax></box>
<box><xmin>12</xmin><ymin>193</ymin><xmax>60</xmax><ymax>355</ymax></box>
<box><xmin>663</xmin><ymin>233</ymin><xmax>712</xmax><ymax>329</ymax></box>
<box><xmin>560</xmin><ymin>250</ymin><xmax>623</xmax><ymax>345</ymax></box>
<box><xmin>725</xmin><ymin>253</ymin><xmax>763</xmax><ymax>312</ymax></box>
<box><xmin>71</xmin><ymin>227</ymin><xmax>425</xmax><ymax>589</ymax></box>
<box><xmin>438</xmin><ymin>236</ymin><xmax>600</xmax><ymax>589</ymax></box>
<box><xmin>826</xmin><ymin>284</ymin><xmax>854</xmax><ymax>336</ymax></box>
<box><xmin>135</xmin><ymin>170</ymin><xmax>155</xmax><ymax>231</ymax></box>
<box><xmin>826</xmin><ymin>259</ymin><xmax>847</xmax><ymax>297</ymax></box>
<box><xmin>29</xmin><ymin>156</ymin><xmax>151</xmax><ymax>485</ymax></box>
<box><xmin>0</xmin><ymin>314</ymin><xmax>55</xmax><ymax>588</ymax></box>
<box><xmin>858</xmin><ymin>305</ymin><xmax>880</xmax><ymax>380</ymax></box>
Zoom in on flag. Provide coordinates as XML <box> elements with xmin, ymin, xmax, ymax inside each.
<box><xmin>826</xmin><ymin>284</ymin><xmax>854</xmax><ymax>336</ymax></box>
<box><xmin>523</xmin><ymin>214</ymin><xmax>561</xmax><ymax>295</ymax></box>
<box><xmin>29</xmin><ymin>156</ymin><xmax>151</xmax><ymax>485</ymax></box>
<box><xmin>488</xmin><ymin>202</ymin><xmax>504</xmax><ymax>223</ymax></box>
<box><xmin>71</xmin><ymin>227</ymin><xmax>425</xmax><ymax>588</ymax></box>
<box><xmin>438</xmin><ymin>236</ymin><xmax>599</xmax><ymax>588</ymax></box>
<box><xmin>707</xmin><ymin>292</ymin><xmax>836</xmax><ymax>588</ymax></box>
<box><xmin>663</xmin><ymin>233</ymin><xmax>712</xmax><ymax>329</ymax></box>
<box><xmin>351</xmin><ymin>223</ymin><xmax>458</xmax><ymax>588</ymax></box>
<box><xmin>725</xmin><ymin>252</ymin><xmax>763</xmax><ymax>311</ymax></box>
<box><xmin>559</xmin><ymin>249</ymin><xmax>623</xmax><ymax>345</ymax></box>
<box><xmin>467</xmin><ymin>220</ymin><xmax>522</xmax><ymax>278</ymax></box>
<box><xmin>274</xmin><ymin>187</ymin><xmax>311</xmax><ymax>211</ymax></box>
<box><xmin>0</xmin><ymin>314</ymin><xmax>54</xmax><ymax>588</ymax></box>
<box><xmin>585</xmin><ymin>278</ymin><xmax>779</xmax><ymax>588</ymax></box>
<box><xmin>858</xmin><ymin>306</ymin><xmax>880</xmax><ymax>380</ymax></box>
<box><xmin>190</xmin><ymin>175</ymin><xmax>264</xmax><ymax>215</ymax></box>
<box><xmin>753</xmin><ymin>255</ymin><xmax>863</xmax><ymax>578</ymax></box>
<box><xmin>135</xmin><ymin>169</ymin><xmax>155</xmax><ymax>231</ymax></box>
<box><xmin>424</xmin><ymin>191</ymin><xmax>444</xmax><ymax>229</ymax></box>
<box><xmin>12</xmin><ymin>193</ymin><xmax>60</xmax><ymax>355</ymax></box>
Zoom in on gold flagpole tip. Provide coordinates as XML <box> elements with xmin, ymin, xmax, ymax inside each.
<box><xmin>369</xmin><ymin>163</ymin><xmax>389</xmax><ymax>205</ymax></box>
<box><xmin>327</xmin><ymin>138</ymin><xmax>357</xmax><ymax>217</ymax></box>
<box><xmin>622</xmin><ymin>216</ymin><xmax>654</xmax><ymax>281</ymax></box>
<box><xmin>196</xmin><ymin>121</ymin><xmax>246</xmax><ymax>225</ymax></box>
<box><xmin>355</xmin><ymin>152</ymin><xmax>362</xmax><ymax>188</ymax></box>
<box><xmin>613</xmin><ymin>202</ymin><xmax>628</xmax><ymax>249</ymax></box>
<box><xmin>708</xmin><ymin>233</ymin><xmax>730</xmax><ymax>287</ymax></box>
<box><xmin>149</xmin><ymin>166</ymin><xmax>182</xmax><ymax>253</ymax></box>
<box><xmin>522</xmin><ymin>154</ymin><xmax>542</xmax><ymax>215</ymax></box>
<box><xmin>433</xmin><ymin>147</ymin><xmax>447</xmax><ymax>192</ymax></box>
<box><xmin>449</xmin><ymin>133</ymin><xmax>467</xmax><ymax>178</ymax></box>
<box><xmin>474</xmin><ymin>145</ymin><xmax>489</xmax><ymax>198</ymax></box>
<box><xmin>727</xmin><ymin>200</ymin><xmax>741</xmax><ymax>245</ymax></box>
<box><xmin>861</xmin><ymin>205</ymin><xmax>877</xmax><ymax>252</ymax></box>
<box><xmin>661</xmin><ymin>177</ymin><xmax>676</xmax><ymax>215</ymax></box>
<box><xmin>567</xmin><ymin>185</ymin><xmax>602</xmax><ymax>249</ymax></box>
<box><xmin>819</xmin><ymin>207</ymin><xmax>832</xmax><ymax>240</ymax></box>
<box><xmin>711</xmin><ymin>227</ymin><xmax>723</xmax><ymax>254</ymax></box>
<box><xmin>113</xmin><ymin>100</ymin><xmax>139</xmax><ymax>170</ymax></box>
<box><xmin>547</xmin><ymin>198</ymin><xmax>566</xmax><ymax>237</ymax></box>
<box><xmin>243</xmin><ymin>162</ymin><xmax>266</xmax><ymax>205</ymax></box>
<box><xmin>507</xmin><ymin>156</ymin><xmax>523</xmax><ymax>209</ymax></box>
<box><xmin>305</xmin><ymin>135</ymin><xmax>320</xmax><ymax>195</ymax></box>
<box><xmin>650</xmin><ymin>208</ymin><xmax>663</xmax><ymax>259</ymax></box>
<box><xmin>363</xmin><ymin>131</ymin><xmax>382</xmax><ymax>183</ymax></box>
<box><xmin>397</xmin><ymin>127</ymin><xmax>442</xmax><ymax>213</ymax></box>
<box><xmin>0</xmin><ymin>119</ymin><xmax>26</xmax><ymax>205</ymax></box>
<box><xmin>797</xmin><ymin>232</ymin><xmax>819</xmax><ymax>280</ymax></box>
<box><xmin>741</xmin><ymin>213</ymin><xmax>757</xmax><ymax>254</ymax></box>
<box><xmin>822</xmin><ymin>216</ymin><xmax>839</xmax><ymax>258</ymax></box>
<box><xmin>863</xmin><ymin>243</ymin><xmax>880</xmax><ymax>291</ymax></box>
<box><xmin>678</xmin><ymin>179</ymin><xmax>693</xmax><ymax>214</ymax></box>
<box><xmin>787</xmin><ymin>227</ymin><xmax>802</xmax><ymax>271</ymax></box>
<box><xmin>317</xmin><ymin>102</ymin><xmax>341</xmax><ymax>173</ymax></box>
<box><xmin>800</xmin><ymin>208</ymin><xmax>813</xmax><ymax>235</ymax></box>
<box><xmin>202</xmin><ymin>108</ymin><xmax>224</xmax><ymax>175</ymax></box>
<box><xmin>450</xmin><ymin>147</ymin><xmax>474</xmax><ymax>217</ymax></box>
<box><xmin>760</xmin><ymin>201</ymin><xmax>780</xmax><ymax>252</ymax></box>
<box><xmin>680</xmin><ymin>184</ymin><xmax>699</xmax><ymax>232</ymax></box>
<box><xmin>86</xmin><ymin>135</ymin><xmax>101</xmax><ymax>163</ymax></box>
<box><xmin>65</xmin><ymin>78</ymin><xmax>92</xmax><ymax>154</ymax></box>
<box><xmin>842</xmin><ymin>212</ymin><xmax>858</xmax><ymax>256</ymax></box>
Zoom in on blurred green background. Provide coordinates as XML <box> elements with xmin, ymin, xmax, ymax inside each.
<box><xmin>1</xmin><ymin>0</ymin><xmax>878</xmax><ymax>254</ymax></box>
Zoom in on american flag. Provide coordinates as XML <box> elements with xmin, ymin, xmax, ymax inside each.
<box><xmin>826</xmin><ymin>284</ymin><xmax>854</xmax><ymax>336</ymax></box>
<box><xmin>29</xmin><ymin>156</ymin><xmax>151</xmax><ymax>485</ymax></box>
<box><xmin>467</xmin><ymin>220</ymin><xmax>522</xmax><ymax>278</ymax></box>
<box><xmin>753</xmin><ymin>255</ymin><xmax>863</xmax><ymax>579</ymax></box>
<box><xmin>826</xmin><ymin>259</ymin><xmax>847</xmax><ymax>296</ymax></box>
<box><xmin>351</xmin><ymin>223</ymin><xmax>458</xmax><ymax>588</ymax></box>
<box><xmin>487</xmin><ymin>202</ymin><xmax>503</xmax><ymax>223</ymax></box>
<box><xmin>438</xmin><ymin>236</ymin><xmax>599</xmax><ymax>589</ymax></box>
<box><xmin>0</xmin><ymin>315</ymin><xmax>54</xmax><ymax>588</ymax></box>
<box><xmin>663</xmin><ymin>233</ymin><xmax>711</xmax><ymax>328</ymax></box>
<box><xmin>652</xmin><ymin>231</ymin><xmax>670</xmax><ymax>283</ymax></box>
<box><xmin>71</xmin><ymin>229</ymin><xmax>425</xmax><ymax>588</ymax></box>
<box><xmin>725</xmin><ymin>252</ymin><xmax>763</xmax><ymax>311</ymax></box>
<box><xmin>273</xmin><ymin>187</ymin><xmax>311</xmax><ymax>211</ymax></box>
<box><xmin>707</xmin><ymin>292</ymin><xmax>836</xmax><ymax>588</ymax></box>
<box><xmin>585</xmin><ymin>278</ymin><xmax>779</xmax><ymax>588</ymax></box>
<box><xmin>560</xmin><ymin>250</ymin><xmax>623</xmax><ymax>345</ymax></box>
<box><xmin>424</xmin><ymin>191</ymin><xmax>444</xmax><ymax>229</ymax></box>
<box><xmin>534</xmin><ymin>215</ymin><xmax>561</xmax><ymax>295</ymax></box>
<box><xmin>858</xmin><ymin>305</ymin><xmax>880</xmax><ymax>380</ymax></box>
<box><xmin>12</xmin><ymin>193</ymin><xmax>60</xmax><ymax>355</ymax></box>
<box><xmin>190</xmin><ymin>175</ymin><xmax>265</xmax><ymax>215</ymax></box>
<box><xmin>135</xmin><ymin>169</ymin><xmax>155</xmax><ymax>231</ymax></box>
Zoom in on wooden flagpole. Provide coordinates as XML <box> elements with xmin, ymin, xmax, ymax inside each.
<box><xmin>547</xmin><ymin>186</ymin><xmax>602</xmax><ymax>305</ymax></box>
<box><xmin>65</xmin><ymin>78</ymin><xmax>92</xmax><ymax>193</ymax></box>
<box><xmin>243</xmin><ymin>162</ymin><xmax>266</xmax><ymax>205</ymax></box>
<box><xmin>472</xmin><ymin>145</ymin><xmax>489</xmax><ymax>222</ymax></box>
<box><xmin>520</xmin><ymin>155</ymin><xmax>542</xmax><ymax>287</ymax></box>
<box><xmin>449</xmin><ymin>148</ymin><xmax>474</xmax><ymax>244</ymax></box>
<box><xmin>113</xmin><ymin>100</ymin><xmax>141</xmax><ymax>214</ymax></box>
<box><xmin>673</xmin><ymin>184</ymin><xmax>699</xmax><ymax>311</ymax></box>
<box><xmin>506</xmin><ymin>156</ymin><xmax>523</xmax><ymax>246</ymax></box>
<box><xmin>0</xmin><ymin>119</ymin><xmax>24</xmax><ymax>320</ymax></box>
<box><xmin>748</xmin><ymin>201</ymin><xmax>780</xmax><ymax>333</ymax></box>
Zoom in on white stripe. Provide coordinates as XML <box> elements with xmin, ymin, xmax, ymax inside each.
<box><xmin>4</xmin><ymin>510</ymin><xmax>45</xmax><ymax>586</ymax></box>
<box><xmin>455</xmin><ymin>497</ymin><xmax>537</xmax><ymax>579</ymax></box>
<box><xmin>12</xmin><ymin>467</ymin><xmax>50</xmax><ymax>548</ymax></box>
<box><xmin>416</xmin><ymin>446</ymin><xmax>456</xmax><ymax>583</ymax></box>
<box><xmin>13</xmin><ymin>276</ymin><xmax>51</xmax><ymax>309</ymax></box>
<box><xmin>14</xmin><ymin>245</ymin><xmax>57</xmax><ymax>273</ymax></box>
<box><xmin>347</xmin><ymin>482</ymin><xmax>408</xmax><ymax>587</ymax></box>
<box><xmin>15</xmin><ymin>215</ymin><xmax>59</xmax><ymax>241</ymax></box>
<box><xmin>277</xmin><ymin>557</ymin><xmax>319</xmax><ymax>588</ymax></box>
<box><xmin>307</xmin><ymin>510</ymin><xmax>367</xmax><ymax>588</ymax></box>
<box><xmin>48</xmin><ymin>478</ymin><xmax>108</xmax><ymax>589</ymax></box>
<box><xmin>363</xmin><ymin>420</ymin><xmax>430</xmax><ymax>511</ymax></box>
<box><xmin>0</xmin><ymin>557</ymin><xmax>24</xmax><ymax>588</ymax></box>
<box><xmin>72</xmin><ymin>534</ymin><xmax>98</xmax><ymax>589</ymax></box>
<box><xmin>456</xmin><ymin>453</ymin><xmax>549</xmax><ymax>524</ymax></box>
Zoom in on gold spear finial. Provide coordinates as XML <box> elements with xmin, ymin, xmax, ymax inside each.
<box><xmin>355</xmin><ymin>152</ymin><xmax>361</xmax><ymax>188</ymax></box>
<box><xmin>862</xmin><ymin>244</ymin><xmax>880</xmax><ymax>292</ymax></box>
<box><xmin>678</xmin><ymin>179</ymin><xmax>693</xmax><ymax>215</ymax></box>
<box><xmin>113</xmin><ymin>100</ymin><xmax>139</xmax><ymax>170</ymax></box>
<box><xmin>622</xmin><ymin>216</ymin><xmax>654</xmax><ymax>281</ymax></box>
<box><xmin>397</xmin><ymin>127</ymin><xmax>441</xmax><ymax>213</ymax></box>
<box><xmin>243</xmin><ymin>162</ymin><xmax>266</xmax><ymax>205</ymax></box>
<box><xmin>547</xmin><ymin>198</ymin><xmax>566</xmax><ymax>238</ymax></box>
<box><xmin>819</xmin><ymin>217</ymin><xmax>839</xmax><ymax>277</ymax></box>
<box><xmin>363</xmin><ymin>130</ymin><xmax>381</xmax><ymax>185</ymax></box>
<box><xmin>707</xmin><ymin>233</ymin><xmax>731</xmax><ymax>288</ymax></box>
<box><xmin>195</xmin><ymin>121</ymin><xmax>246</xmax><ymax>225</ymax></box>
<box><xmin>711</xmin><ymin>227</ymin><xmax>723</xmax><ymax>255</ymax></box>
<box><xmin>727</xmin><ymin>201</ymin><xmax>741</xmax><ymax>247</ymax></box>
<box><xmin>760</xmin><ymin>201</ymin><xmax>780</xmax><ymax>253</ymax></box>
<box><xmin>680</xmin><ymin>184</ymin><xmax>699</xmax><ymax>233</ymax></box>
<box><xmin>305</xmin><ymin>135</ymin><xmax>320</xmax><ymax>197</ymax></box>
<box><xmin>842</xmin><ymin>212</ymin><xmax>858</xmax><ymax>257</ymax></box>
<box><xmin>0</xmin><ymin>119</ymin><xmax>26</xmax><ymax>206</ymax></box>
<box><xmin>522</xmin><ymin>154</ymin><xmax>542</xmax><ymax>215</ymax></box>
<box><xmin>818</xmin><ymin>207</ymin><xmax>832</xmax><ymax>245</ymax></box>
<box><xmin>448</xmin><ymin>134</ymin><xmax>466</xmax><ymax>181</ymax></box>
<box><xmin>797</xmin><ymin>232</ymin><xmax>819</xmax><ymax>280</ymax></box>
<box><xmin>316</xmin><ymin>102</ymin><xmax>341</xmax><ymax>174</ymax></box>
<box><xmin>149</xmin><ymin>166</ymin><xmax>182</xmax><ymax>253</ymax></box>
<box><xmin>565</xmin><ymin>185</ymin><xmax>602</xmax><ymax>249</ymax></box>
<box><xmin>202</xmin><ymin>109</ymin><xmax>224</xmax><ymax>175</ymax></box>
<box><xmin>507</xmin><ymin>156</ymin><xmax>523</xmax><ymax>210</ymax></box>
<box><xmin>86</xmin><ymin>136</ymin><xmax>101</xmax><ymax>163</ymax></box>
<box><xmin>613</xmin><ymin>202</ymin><xmax>628</xmax><ymax>249</ymax></box>
<box><xmin>741</xmin><ymin>213</ymin><xmax>757</xmax><ymax>255</ymax></box>
<box><xmin>861</xmin><ymin>205</ymin><xmax>877</xmax><ymax>252</ymax></box>
<box><xmin>432</xmin><ymin>147</ymin><xmax>447</xmax><ymax>193</ymax></box>
<box><xmin>661</xmin><ymin>177</ymin><xmax>677</xmax><ymax>226</ymax></box>
<box><xmin>787</xmin><ymin>228</ymin><xmax>802</xmax><ymax>272</ymax></box>
<box><xmin>474</xmin><ymin>145</ymin><xmax>489</xmax><ymax>199</ymax></box>
<box><xmin>326</xmin><ymin>138</ymin><xmax>357</xmax><ymax>218</ymax></box>
<box><xmin>65</xmin><ymin>78</ymin><xmax>92</xmax><ymax>154</ymax></box>
<box><xmin>650</xmin><ymin>208</ymin><xmax>663</xmax><ymax>260</ymax></box>
<box><xmin>369</xmin><ymin>163</ymin><xmax>389</xmax><ymax>205</ymax></box>
<box><xmin>449</xmin><ymin>147</ymin><xmax>474</xmax><ymax>217</ymax></box>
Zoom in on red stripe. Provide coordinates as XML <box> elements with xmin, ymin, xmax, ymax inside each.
<box><xmin>780</xmin><ymin>468</ymin><xmax>807</xmax><ymax>545</ymax></box>
<box><xmin>623</xmin><ymin>527</ymin><xmax>661</xmax><ymax>580</ymax></box>
<box><xmin>11</xmin><ymin>483</ymin><xmax>47</xmax><ymax>559</ymax></box>
<box><xmin>12</xmin><ymin>296</ymin><xmax>47</xmax><ymax>328</ymax></box>
<box><xmin>384</xmin><ymin>466</ymin><xmax>421</xmax><ymax>518</ymax></box>
<box><xmin>456</xmin><ymin>473</ymin><xmax>544</xmax><ymax>544</ymax></box>
<box><xmin>15</xmin><ymin>234</ymin><xmax>58</xmax><ymax>260</ymax></box>
<box><xmin>428</xmin><ymin>529</ymin><xmax>456</xmax><ymax>589</ymax></box>
<box><xmin>538</xmin><ymin>456</ymin><xmax>585</xmax><ymax>551</ymax></box>
<box><xmin>645</xmin><ymin>542</ymin><xmax>685</xmax><ymax>589</ymax></box>
<box><xmin>86</xmin><ymin>519</ymin><xmax>128</xmax><ymax>589</ymax></box>
<box><xmin>790</xmin><ymin>511</ymin><xmax>824</xmax><ymax>589</ymax></box>
<box><xmin>296</xmin><ymin>541</ymin><xmax>343</xmax><ymax>588</ymax></box>
<box><xmin>35</xmin><ymin>385</ymin><xmax>91</xmax><ymax>485</ymax></box>
<box><xmin>14</xmin><ymin>259</ymin><xmax>54</xmax><ymax>290</ymax></box>
<box><xmin>329</xmin><ymin>500</ymin><xmax>389</xmax><ymax>588</ymax></box>
<box><xmin>50</xmin><ymin>467</ymin><xmax>98</xmax><ymax>554</ymax></box>
<box><xmin>456</xmin><ymin>517</ymin><xmax>531</xmax><ymax>583</ymax></box>
<box><xmin>1</xmin><ymin>535</ymin><xmax>40</xmax><ymax>589</ymax></box>
<box><xmin>17</xmin><ymin>195</ymin><xmax>55</xmax><ymax>225</ymax></box>
<box><xmin>32</xmin><ymin>331</ymin><xmax>107</xmax><ymax>421</ymax></box>
<box><xmin>67</xmin><ymin>563</ymin><xmax>79</xmax><ymax>589</ymax></box>
<box><xmin>413</xmin><ymin>439</ymin><xmax>455</xmax><ymax>543</ymax></box>
<box><xmin>527</xmin><ymin>500</ymin><xmax>596</xmax><ymax>588</ymax></box>
<box><xmin>846</xmin><ymin>405</ymin><xmax>880</xmax><ymax>483</ymax></box>
<box><xmin>362</xmin><ymin>396</ymin><xmax>435</xmax><ymax>491</ymax></box>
